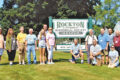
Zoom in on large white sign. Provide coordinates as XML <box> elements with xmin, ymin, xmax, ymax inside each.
<box><xmin>53</xmin><ymin>19</ymin><xmax>88</xmax><ymax>38</ymax></box>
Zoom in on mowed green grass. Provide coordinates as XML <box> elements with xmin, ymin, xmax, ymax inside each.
<box><xmin>0</xmin><ymin>50</ymin><xmax>120</xmax><ymax>80</ymax></box>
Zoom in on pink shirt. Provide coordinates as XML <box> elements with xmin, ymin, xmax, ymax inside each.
<box><xmin>0</xmin><ymin>35</ymin><xmax>4</xmax><ymax>48</ymax></box>
<box><xmin>46</xmin><ymin>33</ymin><xmax>55</xmax><ymax>46</ymax></box>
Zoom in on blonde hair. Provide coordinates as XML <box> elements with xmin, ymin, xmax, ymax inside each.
<box><xmin>40</xmin><ymin>29</ymin><xmax>46</xmax><ymax>39</ymax></box>
<box><xmin>6</xmin><ymin>28</ymin><xmax>14</xmax><ymax>38</ymax></box>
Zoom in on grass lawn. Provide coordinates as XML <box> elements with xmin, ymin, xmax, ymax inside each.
<box><xmin>0</xmin><ymin>50</ymin><xmax>120</xmax><ymax>80</ymax></box>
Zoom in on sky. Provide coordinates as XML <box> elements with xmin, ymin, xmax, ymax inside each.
<box><xmin>0</xmin><ymin>0</ymin><xmax>4</xmax><ymax>8</ymax></box>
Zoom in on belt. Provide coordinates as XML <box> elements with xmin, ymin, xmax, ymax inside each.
<box><xmin>27</xmin><ymin>44</ymin><xmax>35</xmax><ymax>46</ymax></box>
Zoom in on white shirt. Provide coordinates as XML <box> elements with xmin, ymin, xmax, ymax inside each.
<box><xmin>85</xmin><ymin>35</ymin><xmax>97</xmax><ymax>45</ymax></box>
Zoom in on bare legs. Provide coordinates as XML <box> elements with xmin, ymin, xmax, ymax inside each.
<box><xmin>39</xmin><ymin>48</ymin><xmax>45</xmax><ymax>64</ymax></box>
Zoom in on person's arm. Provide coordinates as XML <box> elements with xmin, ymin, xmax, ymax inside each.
<box><xmin>113</xmin><ymin>57</ymin><xmax>119</xmax><ymax>64</ymax></box>
<box><xmin>85</xmin><ymin>36</ymin><xmax>88</xmax><ymax>51</ymax></box>
<box><xmin>70</xmin><ymin>50</ymin><xmax>76</xmax><ymax>58</ymax></box>
<box><xmin>94</xmin><ymin>51</ymin><xmax>101</xmax><ymax>57</ymax></box>
<box><xmin>105</xmin><ymin>42</ymin><xmax>109</xmax><ymax>51</ymax></box>
<box><xmin>6</xmin><ymin>36</ymin><xmax>11</xmax><ymax>52</ymax></box>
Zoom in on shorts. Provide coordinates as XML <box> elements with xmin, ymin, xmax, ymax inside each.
<box><xmin>39</xmin><ymin>45</ymin><xmax>46</xmax><ymax>48</ymax></box>
<box><xmin>101</xmin><ymin>50</ymin><xmax>108</xmax><ymax>56</ymax></box>
<box><xmin>72</xmin><ymin>53</ymin><xmax>80</xmax><ymax>62</ymax></box>
<box><xmin>0</xmin><ymin>48</ymin><xmax>4</xmax><ymax>56</ymax></box>
<box><xmin>18</xmin><ymin>43</ymin><xmax>26</xmax><ymax>54</ymax></box>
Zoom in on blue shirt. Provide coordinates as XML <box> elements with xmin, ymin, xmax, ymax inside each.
<box><xmin>71</xmin><ymin>43</ymin><xmax>81</xmax><ymax>54</ymax></box>
<box><xmin>98</xmin><ymin>33</ymin><xmax>110</xmax><ymax>49</ymax></box>
<box><xmin>109</xmin><ymin>50</ymin><xmax>119</xmax><ymax>63</ymax></box>
<box><xmin>26</xmin><ymin>34</ymin><xmax>37</xmax><ymax>45</ymax></box>
<box><xmin>109</xmin><ymin>33</ymin><xmax>114</xmax><ymax>47</ymax></box>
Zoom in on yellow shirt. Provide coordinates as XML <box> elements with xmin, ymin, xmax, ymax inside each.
<box><xmin>17</xmin><ymin>33</ymin><xmax>27</xmax><ymax>43</ymax></box>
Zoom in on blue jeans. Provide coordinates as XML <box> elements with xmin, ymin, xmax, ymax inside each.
<box><xmin>27</xmin><ymin>45</ymin><xmax>36</xmax><ymax>64</ymax></box>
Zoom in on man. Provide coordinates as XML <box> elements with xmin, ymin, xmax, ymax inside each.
<box><xmin>70</xmin><ymin>39</ymin><xmax>84</xmax><ymax>64</ymax></box>
<box><xmin>17</xmin><ymin>26</ymin><xmax>27</xmax><ymax>65</ymax></box>
<box><xmin>108</xmin><ymin>28</ymin><xmax>114</xmax><ymax>52</ymax></box>
<box><xmin>98</xmin><ymin>28</ymin><xmax>110</xmax><ymax>65</ymax></box>
<box><xmin>113</xmin><ymin>30</ymin><xmax>120</xmax><ymax>56</ymax></box>
<box><xmin>90</xmin><ymin>39</ymin><xmax>102</xmax><ymax>66</ymax></box>
<box><xmin>25</xmin><ymin>28</ymin><xmax>37</xmax><ymax>64</ymax></box>
<box><xmin>85</xmin><ymin>29</ymin><xmax>97</xmax><ymax>64</ymax></box>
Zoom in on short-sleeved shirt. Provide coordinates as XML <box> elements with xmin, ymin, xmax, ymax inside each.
<box><xmin>71</xmin><ymin>43</ymin><xmax>81</xmax><ymax>54</ymax></box>
<box><xmin>26</xmin><ymin>34</ymin><xmax>37</xmax><ymax>45</ymax></box>
<box><xmin>0</xmin><ymin>35</ymin><xmax>4</xmax><ymax>48</ymax></box>
<box><xmin>109</xmin><ymin>50</ymin><xmax>119</xmax><ymax>63</ymax></box>
<box><xmin>17</xmin><ymin>33</ymin><xmax>27</xmax><ymax>43</ymax></box>
<box><xmin>98</xmin><ymin>33</ymin><xmax>110</xmax><ymax>49</ymax></box>
<box><xmin>85</xmin><ymin>35</ymin><xmax>97</xmax><ymax>45</ymax></box>
<box><xmin>113</xmin><ymin>36</ymin><xmax>120</xmax><ymax>47</ymax></box>
<box><xmin>109</xmin><ymin>33</ymin><xmax>114</xmax><ymax>47</ymax></box>
<box><xmin>90</xmin><ymin>44</ymin><xmax>102</xmax><ymax>55</ymax></box>
<box><xmin>46</xmin><ymin>33</ymin><xmax>55</xmax><ymax>46</ymax></box>
<box><xmin>38</xmin><ymin>35</ymin><xmax>46</xmax><ymax>46</ymax></box>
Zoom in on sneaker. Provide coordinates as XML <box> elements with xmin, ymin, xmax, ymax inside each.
<box><xmin>10</xmin><ymin>62</ymin><xmax>13</xmax><ymax>65</ymax></box>
<box><xmin>47</xmin><ymin>62</ymin><xmax>51</xmax><ymax>64</ymax></box>
<box><xmin>19</xmin><ymin>62</ymin><xmax>22</xmax><ymax>65</ymax></box>
<box><xmin>51</xmin><ymin>62</ymin><xmax>55</xmax><ymax>64</ymax></box>
<box><xmin>22</xmin><ymin>62</ymin><xmax>25</xmax><ymax>65</ymax></box>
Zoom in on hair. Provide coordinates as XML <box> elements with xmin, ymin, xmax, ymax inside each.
<box><xmin>0</xmin><ymin>28</ymin><xmax>2</xmax><ymax>34</ymax></box>
<box><xmin>29</xmin><ymin>28</ymin><xmax>33</xmax><ymax>32</ymax></box>
<box><xmin>43</xmin><ymin>24</ymin><xmax>47</xmax><ymax>26</ymax></box>
<box><xmin>40</xmin><ymin>29</ymin><xmax>46</xmax><ymax>39</ymax></box>
<box><xmin>19</xmin><ymin>26</ymin><xmax>24</xmax><ymax>29</ymax></box>
<box><xmin>6</xmin><ymin>28</ymin><xmax>14</xmax><ymax>38</ymax></box>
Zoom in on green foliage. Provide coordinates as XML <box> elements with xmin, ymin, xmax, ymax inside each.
<box><xmin>0</xmin><ymin>0</ymin><xmax>100</xmax><ymax>35</ymax></box>
<box><xmin>94</xmin><ymin>0</ymin><xmax>120</xmax><ymax>29</ymax></box>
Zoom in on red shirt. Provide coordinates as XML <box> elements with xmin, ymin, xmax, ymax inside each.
<box><xmin>113</xmin><ymin>36</ymin><xmax>120</xmax><ymax>47</ymax></box>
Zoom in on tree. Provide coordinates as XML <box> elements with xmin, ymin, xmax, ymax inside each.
<box><xmin>94</xmin><ymin>0</ymin><xmax>120</xmax><ymax>29</ymax></box>
<box><xmin>0</xmin><ymin>0</ymin><xmax>100</xmax><ymax>35</ymax></box>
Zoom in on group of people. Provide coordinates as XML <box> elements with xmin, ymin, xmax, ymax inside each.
<box><xmin>0</xmin><ymin>24</ymin><xmax>120</xmax><ymax>68</ymax></box>
<box><xmin>70</xmin><ymin>28</ymin><xmax>120</xmax><ymax>68</ymax></box>
<box><xmin>0</xmin><ymin>24</ymin><xmax>55</xmax><ymax>65</ymax></box>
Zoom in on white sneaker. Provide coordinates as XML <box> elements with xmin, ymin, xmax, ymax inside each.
<box><xmin>51</xmin><ymin>62</ymin><xmax>55</xmax><ymax>64</ymax></box>
<box><xmin>19</xmin><ymin>62</ymin><xmax>22</xmax><ymax>65</ymax></box>
<box><xmin>10</xmin><ymin>62</ymin><xmax>13</xmax><ymax>65</ymax></box>
<box><xmin>22</xmin><ymin>62</ymin><xmax>25</xmax><ymax>65</ymax></box>
<box><xmin>47</xmin><ymin>62</ymin><xmax>51</xmax><ymax>64</ymax></box>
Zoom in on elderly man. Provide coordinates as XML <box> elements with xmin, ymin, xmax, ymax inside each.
<box><xmin>98</xmin><ymin>28</ymin><xmax>110</xmax><ymax>65</ymax></box>
<box><xmin>85</xmin><ymin>29</ymin><xmax>97</xmax><ymax>64</ymax></box>
<box><xmin>113</xmin><ymin>30</ymin><xmax>120</xmax><ymax>56</ymax></box>
<box><xmin>90</xmin><ymin>39</ymin><xmax>102</xmax><ymax>66</ymax></box>
<box><xmin>25</xmin><ymin>28</ymin><xmax>37</xmax><ymax>64</ymax></box>
<box><xmin>70</xmin><ymin>39</ymin><xmax>84</xmax><ymax>64</ymax></box>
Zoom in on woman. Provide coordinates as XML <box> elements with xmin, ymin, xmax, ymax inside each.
<box><xmin>38</xmin><ymin>29</ymin><xmax>46</xmax><ymax>64</ymax></box>
<box><xmin>108</xmin><ymin>45</ymin><xmax>119</xmax><ymax>68</ymax></box>
<box><xmin>6</xmin><ymin>28</ymin><xmax>17</xmax><ymax>65</ymax></box>
<box><xmin>0</xmin><ymin>28</ymin><xmax>4</xmax><ymax>64</ymax></box>
<box><xmin>17</xmin><ymin>26</ymin><xmax>26</xmax><ymax>65</ymax></box>
<box><xmin>46</xmin><ymin>28</ymin><xmax>55</xmax><ymax>64</ymax></box>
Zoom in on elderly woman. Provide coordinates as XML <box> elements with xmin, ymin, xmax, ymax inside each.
<box><xmin>108</xmin><ymin>45</ymin><xmax>119</xmax><ymax>68</ymax></box>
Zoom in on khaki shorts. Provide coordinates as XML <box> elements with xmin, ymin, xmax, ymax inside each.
<box><xmin>101</xmin><ymin>50</ymin><xmax>108</xmax><ymax>56</ymax></box>
<box><xmin>18</xmin><ymin>43</ymin><xmax>26</xmax><ymax>54</ymax></box>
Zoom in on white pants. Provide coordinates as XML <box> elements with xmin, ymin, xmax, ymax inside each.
<box><xmin>47</xmin><ymin>45</ymin><xmax>54</xmax><ymax>60</ymax></box>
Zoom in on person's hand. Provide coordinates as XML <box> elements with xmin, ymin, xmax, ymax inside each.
<box><xmin>9</xmin><ymin>50</ymin><xmax>11</xmax><ymax>52</ymax></box>
<box><xmin>35</xmin><ymin>47</ymin><xmax>38</xmax><ymax>50</ymax></box>
<box><xmin>26</xmin><ymin>47</ymin><xmax>27</xmax><ymax>51</ymax></box>
<box><xmin>77</xmin><ymin>54</ymin><xmax>80</xmax><ymax>58</ymax></box>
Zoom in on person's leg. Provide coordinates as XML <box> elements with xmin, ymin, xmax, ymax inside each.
<box><xmin>43</xmin><ymin>48</ymin><xmax>45</xmax><ymax>64</ymax></box>
<box><xmin>106</xmin><ymin>56</ymin><xmax>109</xmax><ymax>65</ymax></box>
<box><xmin>45</xmin><ymin>47</ymin><xmax>48</xmax><ymax>61</ymax></box>
<box><xmin>87</xmin><ymin>45</ymin><xmax>91</xmax><ymax>64</ymax></box>
<box><xmin>50</xmin><ymin>46</ymin><xmax>54</xmax><ymax>62</ymax></box>
<box><xmin>47</xmin><ymin>47</ymin><xmax>51</xmax><ymax>64</ymax></box>
<box><xmin>31</xmin><ymin>45</ymin><xmax>36</xmax><ymax>64</ymax></box>
<box><xmin>0</xmin><ymin>56</ymin><xmax>1</xmax><ymax>62</ymax></box>
<box><xmin>71</xmin><ymin>55</ymin><xmax>76</xmax><ymax>64</ymax></box>
<box><xmin>80</xmin><ymin>52</ymin><xmax>84</xmax><ymax>64</ymax></box>
<box><xmin>27</xmin><ymin>46</ymin><xmax>31</xmax><ymax>64</ymax></box>
<box><xmin>22</xmin><ymin>49</ymin><xmax>25</xmax><ymax>65</ymax></box>
<box><xmin>12</xmin><ymin>50</ymin><xmax>16</xmax><ymax>61</ymax></box>
<box><xmin>39</xmin><ymin>48</ymin><xmax>42</xmax><ymax>64</ymax></box>
<box><xmin>101</xmin><ymin>50</ymin><xmax>105</xmax><ymax>64</ymax></box>
<box><xmin>19</xmin><ymin>54</ymin><xmax>22</xmax><ymax>64</ymax></box>
<box><xmin>8</xmin><ymin>50</ymin><xmax>13</xmax><ymax>65</ymax></box>
<box><xmin>96</xmin><ymin>58</ymin><xmax>101</xmax><ymax>66</ymax></box>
